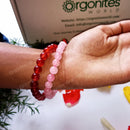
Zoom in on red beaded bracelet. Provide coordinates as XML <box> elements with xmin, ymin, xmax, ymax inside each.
<box><xmin>30</xmin><ymin>44</ymin><xmax>58</xmax><ymax>100</ymax></box>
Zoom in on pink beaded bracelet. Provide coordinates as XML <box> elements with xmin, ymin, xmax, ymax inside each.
<box><xmin>44</xmin><ymin>41</ymin><xmax>67</xmax><ymax>99</ymax></box>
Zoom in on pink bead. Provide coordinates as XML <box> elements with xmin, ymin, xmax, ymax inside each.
<box><xmin>56</xmin><ymin>47</ymin><xmax>64</xmax><ymax>54</ymax></box>
<box><xmin>52</xmin><ymin>59</ymin><xmax>60</xmax><ymax>67</ymax></box>
<box><xmin>45</xmin><ymin>93</ymin><xmax>54</xmax><ymax>99</ymax></box>
<box><xmin>59</xmin><ymin>41</ymin><xmax>67</xmax><ymax>48</ymax></box>
<box><xmin>52</xmin><ymin>90</ymin><xmax>58</xmax><ymax>95</ymax></box>
<box><xmin>45</xmin><ymin>81</ymin><xmax>52</xmax><ymax>88</ymax></box>
<box><xmin>45</xmin><ymin>90</ymin><xmax>57</xmax><ymax>99</ymax></box>
<box><xmin>55</xmin><ymin>52</ymin><xmax>62</xmax><ymax>60</ymax></box>
<box><xmin>47</xmin><ymin>74</ymin><xmax>55</xmax><ymax>82</ymax></box>
<box><xmin>50</xmin><ymin>66</ymin><xmax>58</xmax><ymax>74</ymax></box>
<box><xmin>44</xmin><ymin>88</ymin><xmax>52</xmax><ymax>95</ymax></box>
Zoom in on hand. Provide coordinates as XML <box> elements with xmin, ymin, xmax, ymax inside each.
<box><xmin>57</xmin><ymin>20</ymin><xmax>130</xmax><ymax>89</ymax></box>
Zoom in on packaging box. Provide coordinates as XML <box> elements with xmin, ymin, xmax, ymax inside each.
<box><xmin>10</xmin><ymin>0</ymin><xmax>130</xmax><ymax>44</ymax></box>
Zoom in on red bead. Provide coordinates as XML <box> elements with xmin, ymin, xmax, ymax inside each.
<box><xmin>53</xmin><ymin>44</ymin><xmax>58</xmax><ymax>48</ymax></box>
<box><xmin>44</xmin><ymin>47</ymin><xmax>50</xmax><ymax>56</ymax></box>
<box><xmin>37</xmin><ymin>94</ymin><xmax>46</xmax><ymax>100</ymax></box>
<box><xmin>36</xmin><ymin>58</ymin><xmax>44</xmax><ymax>67</ymax></box>
<box><xmin>30</xmin><ymin>81</ymin><xmax>38</xmax><ymax>87</ymax></box>
<box><xmin>51</xmin><ymin>44</ymin><xmax>58</xmax><ymax>52</ymax></box>
<box><xmin>40</xmin><ymin>52</ymin><xmax>48</xmax><ymax>60</ymax></box>
<box><xmin>48</xmin><ymin>44</ymin><xmax>55</xmax><ymax>53</ymax></box>
<box><xmin>34</xmin><ymin>66</ymin><xmax>42</xmax><ymax>74</ymax></box>
<box><xmin>33</xmin><ymin>90</ymin><xmax>40</xmax><ymax>97</ymax></box>
<box><xmin>128</xmin><ymin>126</ymin><xmax>130</xmax><ymax>130</ymax></box>
<box><xmin>32</xmin><ymin>73</ymin><xmax>40</xmax><ymax>81</ymax></box>
<box><xmin>62</xmin><ymin>39</ymin><xmax>68</xmax><ymax>43</ymax></box>
<box><xmin>32</xmin><ymin>90</ymin><xmax>45</xmax><ymax>101</ymax></box>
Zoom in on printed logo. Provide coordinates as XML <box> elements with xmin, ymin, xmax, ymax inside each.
<box><xmin>62</xmin><ymin>0</ymin><xmax>75</xmax><ymax>13</ymax></box>
<box><xmin>62</xmin><ymin>0</ymin><xmax>120</xmax><ymax>13</ymax></box>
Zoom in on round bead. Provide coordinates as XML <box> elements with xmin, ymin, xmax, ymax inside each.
<box><xmin>34</xmin><ymin>66</ymin><xmax>42</xmax><ymax>74</ymax></box>
<box><xmin>46</xmin><ymin>90</ymin><xmax>57</xmax><ymax>99</ymax></box>
<box><xmin>30</xmin><ymin>81</ymin><xmax>38</xmax><ymax>87</ymax></box>
<box><xmin>47</xmin><ymin>74</ymin><xmax>55</xmax><ymax>82</ymax></box>
<box><xmin>56</xmin><ymin>47</ymin><xmax>64</xmax><ymax>54</ymax></box>
<box><xmin>50</xmin><ymin>66</ymin><xmax>58</xmax><ymax>74</ymax></box>
<box><xmin>40</xmin><ymin>52</ymin><xmax>48</xmax><ymax>60</ymax></box>
<box><xmin>62</xmin><ymin>39</ymin><xmax>68</xmax><ymax>43</ymax></box>
<box><xmin>44</xmin><ymin>88</ymin><xmax>52</xmax><ymax>95</ymax></box>
<box><xmin>36</xmin><ymin>58</ymin><xmax>44</xmax><ymax>67</ymax></box>
<box><xmin>52</xmin><ymin>59</ymin><xmax>60</xmax><ymax>67</ymax></box>
<box><xmin>59</xmin><ymin>41</ymin><xmax>67</xmax><ymax>48</ymax></box>
<box><xmin>45</xmin><ymin>93</ymin><xmax>54</xmax><ymax>99</ymax></box>
<box><xmin>32</xmin><ymin>73</ymin><xmax>40</xmax><ymax>81</ymax></box>
<box><xmin>45</xmin><ymin>81</ymin><xmax>53</xmax><ymax>88</ymax></box>
<box><xmin>36</xmin><ymin>93</ymin><xmax>46</xmax><ymax>100</ymax></box>
<box><xmin>48</xmin><ymin>44</ymin><xmax>57</xmax><ymax>52</ymax></box>
<box><xmin>55</xmin><ymin>52</ymin><xmax>62</xmax><ymax>60</ymax></box>
<box><xmin>44</xmin><ymin>47</ymin><xmax>50</xmax><ymax>56</ymax></box>
<box><xmin>53</xmin><ymin>44</ymin><xmax>58</xmax><ymax>49</ymax></box>
<box><xmin>32</xmin><ymin>90</ymin><xmax>39</xmax><ymax>97</ymax></box>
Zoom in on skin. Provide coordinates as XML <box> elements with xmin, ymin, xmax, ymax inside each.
<box><xmin>59</xmin><ymin>20</ymin><xmax>130</xmax><ymax>89</ymax></box>
<box><xmin>0</xmin><ymin>20</ymin><xmax>130</xmax><ymax>90</ymax></box>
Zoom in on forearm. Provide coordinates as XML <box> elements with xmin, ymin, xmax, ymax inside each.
<box><xmin>0</xmin><ymin>42</ymin><xmax>62</xmax><ymax>90</ymax></box>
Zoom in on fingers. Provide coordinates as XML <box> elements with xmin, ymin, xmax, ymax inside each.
<box><xmin>107</xmin><ymin>20</ymin><xmax>130</xmax><ymax>36</ymax></box>
<box><xmin>107</xmin><ymin>20</ymin><xmax>130</xmax><ymax>46</ymax></box>
<box><xmin>97</xmin><ymin>20</ymin><xmax>130</xmax><ymax>37</ymax></box>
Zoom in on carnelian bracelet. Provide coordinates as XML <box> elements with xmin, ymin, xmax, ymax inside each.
<box><xmin>30</xmin><ymin>40</ymin><xmax>83</xmax><ymax>107</ymax></box>
<box><xmin>30</xmin><ymin>44</ymin><xmax>58</xmax><ymax>100</ymax></box>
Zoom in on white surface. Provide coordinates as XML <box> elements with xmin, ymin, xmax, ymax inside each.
<box><xmin>0</xmin><ymin>1</ymin><xmax>130</xmax><ymax>130</ymax></box>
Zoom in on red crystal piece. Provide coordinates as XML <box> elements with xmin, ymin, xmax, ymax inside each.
<box><xmin>36</xmin><ymin>58</ymin><xmax>44</xmax><ymax>67</ymax></box>
<box><xmin>63</xmin><ymin>89</ymin><xmax>81</xmax><ymax>107</ymax></box>
<box><xmin>128</xmin><ymin>126</ymin><xmax>130</xmax><ymax>130</ymax></box>
<box><xmin>32</xmin><ymin>73</ymin><xmax>40</xmax><ymax>81</ymax></box>
<box><xmin>40</xmin><ymin>52</ymin><xmax>48</xmax><ymax>60</ymax></box>
<box><xmin>34</xmin><ymin>66</ymin><xmax>42</xmax><ymax>74</ymax></box>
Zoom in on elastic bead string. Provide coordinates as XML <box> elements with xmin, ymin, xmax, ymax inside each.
<box><xmin>30</xmin><ymin>44</ymin><xmax>58</xmax><ymax>100</ymax></box>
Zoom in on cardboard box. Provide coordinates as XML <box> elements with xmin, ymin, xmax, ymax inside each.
<box><xmin>10</xmin><ymin>0</ymin><xmax>130</xmax><ymax>44</ymax></box>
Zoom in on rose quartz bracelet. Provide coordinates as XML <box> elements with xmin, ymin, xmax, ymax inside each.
<box><xmin>44</xmin><ymin>41</ymin><xmax>67</xmax><ymax>99</ymax></box>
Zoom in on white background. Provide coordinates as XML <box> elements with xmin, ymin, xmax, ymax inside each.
<box><xmin>0</xmin><ymin>0</ymin><xmax>130</xmax><ymax>130</ymax></box>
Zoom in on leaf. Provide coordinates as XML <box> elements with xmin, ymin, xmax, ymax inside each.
<box><xmin>35</xmin><ymin>107</ymin><xmax>40</xmax><ymax>114</ymax></box>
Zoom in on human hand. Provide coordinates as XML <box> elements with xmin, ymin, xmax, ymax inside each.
<box><xmin>57</xmin><ymin>20</ymin><xmax>130</xmax><ymax>89</ymax></box>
